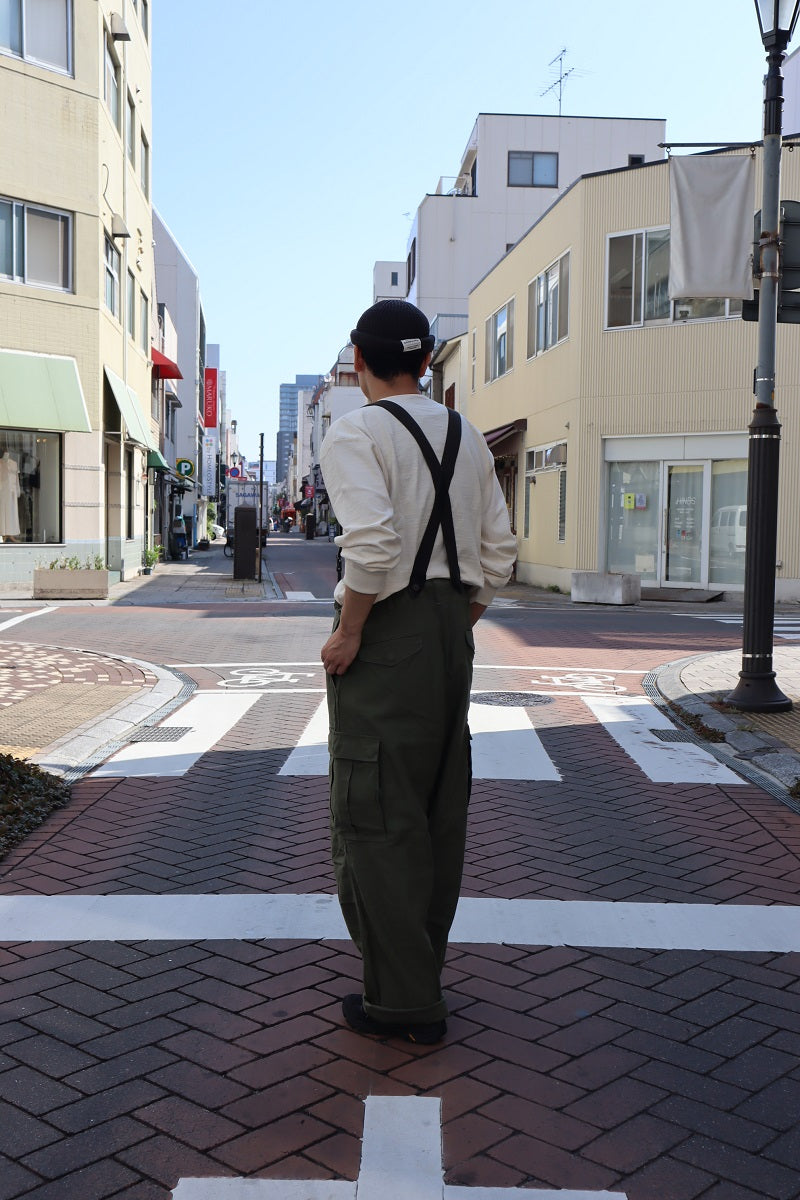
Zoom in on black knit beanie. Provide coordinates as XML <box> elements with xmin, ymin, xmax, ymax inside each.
<box><xmin>350</xmin><ymin>300</ymin><xmax>435</xmax><ymax>355</ymax></box>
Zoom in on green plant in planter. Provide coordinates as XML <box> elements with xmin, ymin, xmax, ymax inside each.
<box><xmin>143</xmin><ymin>545</ymin><xmax>162</xmax><ymax>568</ymax></box>
<box><xmin>48</xmin><ymin>554</ymin><xmax>105</xmax><ymax>570</ymax></box>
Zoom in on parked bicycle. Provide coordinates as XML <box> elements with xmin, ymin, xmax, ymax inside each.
<box><xmin>223</xmin><ymin>533</ymin><xmax>234</xmax><ymax>558</ymax></box>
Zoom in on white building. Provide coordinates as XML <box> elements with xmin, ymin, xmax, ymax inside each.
<box><xmin>375</xmin><ymin>112</ymin><xmax>666</xmax><ymax>335</ymax></box>
<box><xmin>153</xmin><ymin>210</ymin><xmax>206</xmax><ymax>548</ymax></box>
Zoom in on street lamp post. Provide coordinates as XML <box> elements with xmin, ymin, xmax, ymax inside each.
<box><xmin>727</xmin><ymin>0</ymin><xmax>800</xmax><ymax>713</ymax></box>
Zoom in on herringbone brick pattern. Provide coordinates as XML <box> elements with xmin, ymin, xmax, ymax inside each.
<box><xmin>2</xmin><ymin>577</ymin><xmax>800</xmax><ymax>1199</ymax></box>
<box><xmin>1</xmin><ymin>939</ymin><xmax>800</xmax><ymax>1196</ymax></box>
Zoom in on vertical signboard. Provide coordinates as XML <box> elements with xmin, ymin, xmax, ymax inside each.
<box><xmin>204</xmin><ymin>368</ymin><xmax>218</xmax><ymax>430</ymax></box>
<box><xmin>202</xmin><ymin>434</ymin><xmax>218</xmax><ymax>498</ymax></box>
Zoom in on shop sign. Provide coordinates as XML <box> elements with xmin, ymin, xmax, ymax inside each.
<box><xmin>204</xmin><ymin>368</ymin><xmax>218</xmax><ymax>429</ymax></box>
<box><xmin>177</xmin><ymin>459</ymin><xmax>194</xmax><ymax>478</ymax></box>
<box><xmin>202</xmin><ymin>435</ymin><xmax>217</xmax><ymax>498</ymax></box>
<box><xmin>304</xmin><ymin>484</ymin><xmax>315</xmax><ymax>499</ymax></box>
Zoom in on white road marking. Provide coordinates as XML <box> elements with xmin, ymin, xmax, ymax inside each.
<box><xmin>279</xmin><ymin>699</ymin><xmax>330</xmax><ymax>775</ymax></box>
<box><xmin>170</xmin><ymin>1097</ymin><xmax>627</xmax><ymax>1200</ymax></box>
<box><xmin>90</xmin><ymin>693</ymin><xmax>259</xmax><ymax>778</ymax></box>
<box><xmin>469</xmin><ymin>702</ymin><xmax>561</xmax><ymax>780</ymax></box>
<box><xmin>0</xmin><ymin>607</ymin><xmax>56</xmax><ymax>632</ymax></box>
<box><xmin>682</xmin><ymin>614</ymin><xmax>800</xmax><ymax>641</ymax></box>
<box><xmin>3</xmin><ymin>893</ymin><xmax>800</xmax><ymax>952</ymax></box>
<box><xmin>168</xmin><ymin>662</ymin><xmax>650</xmax><ymax>672</ymax></box>
<box><xmin>279</xmin><ymin>699</ymin><xmax>561</xmax><ymax>781</ymax></box>
<box><xmin>582</xmin><ymin>695</ymin><xmax>743</xmax><ymax>785</ymax></box>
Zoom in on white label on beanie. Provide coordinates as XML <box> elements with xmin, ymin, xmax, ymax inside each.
<box><xmin>401</xmin><ymin>338</ymin><xmax>422</xmax><ymax>352</ymax></box>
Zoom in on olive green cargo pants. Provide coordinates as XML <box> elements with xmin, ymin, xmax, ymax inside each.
<box><xmin>326</xmin><ymin>580</ymin><xmax>474</xmax><ymax>1025</ymax></box>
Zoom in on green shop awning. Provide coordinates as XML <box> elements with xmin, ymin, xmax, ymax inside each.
<box><xmin>147</xmin><ymin>449</ymin><xmax>170</xmax><ymax>471</ymax></box>
<box><xmin>105</xmin><ymin>367</ymin><xmax>158</xmax><ymax>451</ymax></box>
<box><xmin>0</xmin><ymin>349</ymin><xmax>91</xmax><ymax>432</ymax></box>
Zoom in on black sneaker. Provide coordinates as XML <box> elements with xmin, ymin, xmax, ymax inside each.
<box><xmin>341</xmin><ymin>993</ymin><xmax>446</xmax><ymax>1045</ymax></box>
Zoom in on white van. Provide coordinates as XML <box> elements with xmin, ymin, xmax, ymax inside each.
<box><xmin>710</xmin><ymin>505</ymin><xmax>747</xmax><ymax>556</ymax></box>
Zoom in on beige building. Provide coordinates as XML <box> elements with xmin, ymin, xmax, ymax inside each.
<box><xmin>0</xmin><ymin>0</ymin><xmax>157</xmax><ymax>586</ymax></box>
<box><xmin>465</xmin><ymin>147</ymin><xmax>800</xmax><ymax>600</ymax></box>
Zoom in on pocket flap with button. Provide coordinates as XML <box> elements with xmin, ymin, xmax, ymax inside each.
<box><xmin>328</xmin><ymin>731</ymin><xmax>380</xmax><ymax>761</ymax></box>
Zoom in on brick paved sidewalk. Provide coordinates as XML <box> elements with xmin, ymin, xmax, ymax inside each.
<box><xmin>0</xmin><ymin>639</ymin><xmax>186</xmax><ymax>778</ymax></box>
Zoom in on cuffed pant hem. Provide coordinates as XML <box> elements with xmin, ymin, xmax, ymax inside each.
<box><xmin>363</xmin><ymin>995</ymin><xmax>449</xmax><ymax>1024</ymax></box>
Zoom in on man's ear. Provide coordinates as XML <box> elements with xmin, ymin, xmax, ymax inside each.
<box><xmin>353</xmin><ymin>345</ymin><xmax>366</xmax><ymax>373</ymax></box>
<box><xmin>418</xmin><ymin>351</ymin><xmax>432</xmax><ymax>378</ymax></box>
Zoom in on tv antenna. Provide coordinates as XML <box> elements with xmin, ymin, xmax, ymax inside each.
<box><xmin>540</xmin><ymin>48</ymin><xmax>575</xmax><ymax>117</ymax></box>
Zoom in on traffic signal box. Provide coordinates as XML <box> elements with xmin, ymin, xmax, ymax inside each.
<box><xmin>742</xmin><ymin>199</ymin><xmax>800</xmax><ymax>323</ymax></box>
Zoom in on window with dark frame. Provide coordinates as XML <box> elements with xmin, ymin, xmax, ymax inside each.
<box><xmin>508</xmin><ymin>150</ymin><xmax>558</xmax><ymax>188</ymax></box>
<box><xmin>125</xmin><ymin>447</ymin><xmax>134</xmax><ymax>540</ymax></box>
<box><xmin>0</xmin><ymin>197</ymin><xmax>72</xmax><ymax>291</ymax></box>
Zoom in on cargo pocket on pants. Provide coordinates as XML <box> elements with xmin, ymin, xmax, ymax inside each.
<box><xmin>329</xmin><ymin>731</ymin><xmax>384</xmax><ymax>841</ymax></box>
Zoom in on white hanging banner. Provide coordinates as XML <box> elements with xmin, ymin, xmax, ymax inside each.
<box><xmin>669</xmin><ymin>155</ymin><xmax>755</xmax><ymax>300</ymax></box>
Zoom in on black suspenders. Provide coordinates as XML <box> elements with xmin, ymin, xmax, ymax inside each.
<box><xmin>375</xmin><ymin>401</ymin><xmax>463</xmax><ymax>595</ymax></box>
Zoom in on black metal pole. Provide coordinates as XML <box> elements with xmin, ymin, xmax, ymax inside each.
<box><xmin>258</xmin><ymin>432</ymin><xmax>264</xmax><ymax>583</ymax></box>
<box><xmin>727</xmin><ymin>40</ymin><xmax>792</xmax><ymax>712</ymax></box>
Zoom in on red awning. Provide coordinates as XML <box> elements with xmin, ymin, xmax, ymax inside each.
<box><xmin>484</xmin><ymin>418</ymin><xmax>527</xmax><ymax>453</ymax></box>
<box><xmin>151</xmin><ymin>347</ymin><xmax>183</xmax><ymax>379</ymax></box>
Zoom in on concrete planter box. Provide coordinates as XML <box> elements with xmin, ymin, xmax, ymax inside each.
<box><xmin>571</xmin><ymin>571</ymin><xmax>641</xmax><ymax>605</ymax></box>
<box><xmin>33</xmin><ymin>568</ymin><xmax>110</xmax><ymax>600</ymax></box>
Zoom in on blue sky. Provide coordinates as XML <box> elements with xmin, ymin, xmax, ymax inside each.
<box><xmin>152</xmin><ymin>1</ymin><xmax>775</xmax><ymax>462</ymax></box>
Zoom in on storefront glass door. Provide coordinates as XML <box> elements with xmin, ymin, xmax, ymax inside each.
<box><xmin>662</xmin><ymin>463</ymin><xmax>705</xmax><ymax>585</ymax></box>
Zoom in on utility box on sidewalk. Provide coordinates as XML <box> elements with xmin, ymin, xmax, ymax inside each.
<box><xmin>233</xmin><ymin>506</ymin><xmax>257</xmax><ymax>580</ymax></box>
<box><xmin>571</xmin><ymin>571</ymin><xmax>641</xmax><ymax>605</ymax></box>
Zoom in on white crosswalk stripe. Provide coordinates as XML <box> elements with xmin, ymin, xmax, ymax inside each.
<box><xmin>280</xmin><ymin>695</ymin><xmax>743</xmax><ymax>785</ymax></box>
<box><xmin>682</xmin><ymin>613</ymin><xmax>800</xmax><ymax>641</ymax></box>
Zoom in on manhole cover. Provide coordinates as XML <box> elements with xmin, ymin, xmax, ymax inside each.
<box><xmin>129</xmin><ymin>726</ymin><xmax>192</xmax><ymax>742</ymax></box>
<box><xmin>650</xmin><ymin>728</ymin><xmax>695</xmax><ymax>743</ymax></box>
<box><xmin>471</xmin><ymin>692</ymin><xmax>552</xmax><ymax>706</ymax></box>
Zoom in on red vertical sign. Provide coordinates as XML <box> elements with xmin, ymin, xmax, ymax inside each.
<box><xmin>204</xmin><ymin>368</ymin><xmax>218</xmax><ymax>429</ymax></box>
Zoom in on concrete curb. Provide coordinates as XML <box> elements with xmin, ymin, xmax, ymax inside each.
<box><xmin>651</xmin><ymin>652</ymin><xmax>800</xmax><ymax>804</ymax></box>
<box><xmin>29</xmin><ymin>650</ymin><xmax>195</xmax><ymax>782</ymax></box>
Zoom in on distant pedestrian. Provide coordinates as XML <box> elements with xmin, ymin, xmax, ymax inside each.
<box><xmin>320</xmin><ymin>299</ymin><xmax>516</xmax><ymax>1043</ymax></box>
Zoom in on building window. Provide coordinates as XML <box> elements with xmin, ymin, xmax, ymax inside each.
<box><xmin>508</xmin><ymin>151</ymin><xmax>558</xmax><ymax>188</ymax></box>
<box><xmin>471</xmin><ymin>328</ymin><xmax>476</xmax><ymax>392</ymax></box>
<box><xmin>406</xmin><ymin>238</ymin><xmax>416</xmax><ymax>292</ymax></box>
<box><xmin>524</xmin><ymin>443</ymin><xmax>568</xmax><ymax>540</ymax></box>
<box><xmin>125</xmin><ymin>447</ymin><xmax>134</xmax><ymax>540</ymax></box>
<box><xmin>126</xmin><ymin>270</ymin><xmax>135</xmax><ymax>339</ymax></box>
<box><xmin>628</xmin><ymin>154</ymin><xmax>645</xmax><ymax>167</ymax></box>
<box><xmin>140</xmin><ymin>132</ymin><xmax>150</xmax><ymax>197</ymax></box>
<box><xmin>390</xmin><ymin>270</ymin><xmax>398</xmax><ymax>287</ymax></box>
<box><xmin>558</xmin><ymin>468</ymin><xmax>567</xmax><ymax>542</ymax></box>
<box><xmin>606</xmin><ymin>229</ymin><xmax>670</xmax><ymax>328</ymax></box>
<box><xmin>0</xmin><ymin>198</ymin><xmax>72</xmax><ymax>290</ymax></box>
<box><xmin>0</xmin><ymin>429</ymin><xmax>61</xmax><ymax>544</ymax></box>
<box><xmin>606</xmin><ymin>228</ymin><xmax>741</xmax><ymax>329</ymax></box>
<box><xmin>126</xmin><ymin>92</ymin><xmax>136</xmax><ymax>166</ymax></box>
<box><xmin>104</xmin><ymin>236</ymin><xmax>120</xmax><ymax>317</ymax></box>
<box><xmin>140</xmin><ymin>0</ymin><xmax>148</xmax><ymax>41</ymax></box>
<box><xmin>140</xmin><ymin>290</ymin><xmax>149</xmax><ymax>352</ymax></box>
<box><xmin>1</xmin><ymin>0</ymin><xmax>72</xmax><ymax>73</ymax></box>
<box><xmin>527</xmin><ymin>251</ymin><xmax>570</xmax><ymax>357</ymax></box>
<box><xmin>484</xmin><ymin>300</ymin><xmax>514</xmax><ymax>383</ymax></box>
<box><xmin>104</xmin><ymin>31</ymin><xmax>120</xmax><ymax>129</ymax></box>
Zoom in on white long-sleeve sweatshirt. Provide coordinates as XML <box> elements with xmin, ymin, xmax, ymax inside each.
<box><xmin>320</xmin><ymin>394</ymin><xmax>517</xmax><ymax>607</ymax></box>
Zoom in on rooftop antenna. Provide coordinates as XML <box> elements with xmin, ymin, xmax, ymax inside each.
<box><xmin>540</xmin><ymin>48</ymin><xmax>575</xmax><ymax>117</ymax></box>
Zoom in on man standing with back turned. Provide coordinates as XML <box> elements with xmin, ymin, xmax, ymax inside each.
<box><xmin>320</xmin><ymin>300</ymin><xmax>516</xmax><ymax>1044</ymax></box>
